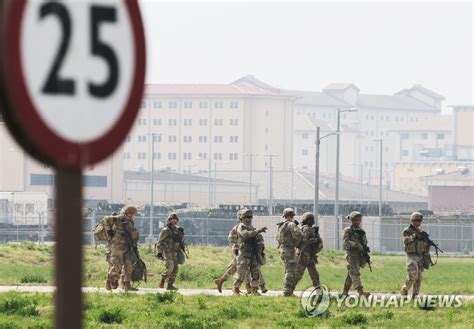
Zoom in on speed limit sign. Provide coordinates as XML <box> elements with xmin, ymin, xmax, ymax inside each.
<box><xmin>0</xmin><ymin>0</ymin><xmax>146</xmax><ymax>168</ymax></box>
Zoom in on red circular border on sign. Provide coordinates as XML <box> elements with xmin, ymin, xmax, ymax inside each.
<box><xmin>2</xmin><ymin>0</ymin><xmax>146</xmax><ymax>168</ymax></box>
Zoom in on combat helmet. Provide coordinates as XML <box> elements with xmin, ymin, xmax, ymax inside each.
<box><xmin>282</xmin><ymin>207</ymin><xmax>295</xmax><ymax>218</ymax></box>
<box><xmin>301</xmin><ymin>212</ymin><xmax>315</xmax><ymax>226</ymax></box>
<box><xmin>168</xmin><ymin>213</ymin><xmax>179</xmax><ymax>221</ymax></box>
<box><xmin>121</xmin><ymin>205</ymin><xmax>138</xmax><ymax>216</ymax></box>
<box><xmin>410</xmin><ymin>212</ymin><xmax>423</xmax><ymax>222</ymax></box>
<box><xmin>346</xmin><ymin>211</ymin><xmax>362</xmax><ymax>221</ymax></box>
<box><xmin>237</xmin><ymin>208</ymin><xmax>253</xmax><ymax>221</ymax></box>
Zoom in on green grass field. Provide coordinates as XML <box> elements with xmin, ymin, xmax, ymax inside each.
<box><xmin>0</xmin><ymin>291</ymin><xmax>472</xmax><ymax>328</ymax></box>
<box><xmin>0</xmin><ymin>242</ymin><xmax>473</xmax><ymax>295</ymax></box>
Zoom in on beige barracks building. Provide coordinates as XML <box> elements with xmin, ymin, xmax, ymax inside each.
<box><xmin>123</xmin><ymin>81</ymin><xmax>295</xmax><ymax>175</ymax></box>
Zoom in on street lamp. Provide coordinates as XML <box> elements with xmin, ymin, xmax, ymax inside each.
<box><xmin>373</xmin><ymin>139</ymin><xmax>383</xmax><ymax>221</ymax></box>
<box><xmin>243</xmin><ymin>153</ymin><xmax>259</xmax><ymax>204</ymax></box>
<box><xmin>335</xmin><ymin>108</ymin><xmax>358</xmax><ymax>249</ymax></box>
<box><xmin>147</xmin><ymin>133</ymin><xmax>162</xmax><ymax>245</ymax></box>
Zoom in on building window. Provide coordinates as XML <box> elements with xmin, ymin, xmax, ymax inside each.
<box><xmin>302</xmin><ymin>133</ymin><xmax>308</xmax><ymax>139</ymax></box>
<box><xmin>141</xmin><ymin>101</ymin><xmax>147</xmax><ymax>108</ymax></box>
<box><xmin>385</xmin><ymin>147</ymin><xmax>389</xmax><ymax>152</ymax></box>
<box><xmin>395</xmin><ymin>116</ymin><xmax>399</xmax><ymax>122</ymax></box>
<box><xmin>230</xmin><ymin>119</ymin><xmax>239</xmax><ymax>126</ymax></box>
<box><xmin>410</xmin><ymin>117</ymin><xmax>414</xmax><ymax>122</ymax></box>
<box><xmin>153</xmin><ymin>118</ymin><xmax>162</xmax><ymax>126</ymax></box>
<box><xmin>214</xmin><ymin>119</ymin><xmax>223</xmax><ymax>126</ymax></box>
<box><xmin>138</xmin><ymin>135</ymin><xmax>147</xmax><ymax>143</ymax></box>
<box><xmin>184</xmin><ymin>118</ymin><xmax>192</xmax><ymax>126</ymax></box>
<box><xmin>229</xmin><ymin>153</ymin><xmax>238</xmax><ymax>160</ymax></box>
<box><xmin>266</xmin><ymin>110</ymin><xmax>269</xmax><ymax>117</ymax></box>
<box><xmin>199</xmin><ymin>136</ymin><xmax>208</xmax><ymax>143</ymax></box>
<box><xmin>229</xmin><ymin>136</ymin><xmax>239</xmax><ymax>143</ymax></box>
<box><xmin>153</xmin><ymin>152</ymin><xmax>161</xmax><ymax>160</ymax></box>
<box><xmin>137</xmin><ymin>152</ymin><xmax>146</xmax><ymax>160</ymax></box>
<box><xmin>184</xmin><ymin>101</ymin><xmax>193</xmax><ymax>109</ymax></box>
<box><xmin>370</xmin><ymin>161</ymin><xmax>373</xmax><ymax>167</ymax></box>
<box><xmin>401</xmin><ymin>150</ymin><xmax>409</xmax><ymax>156</ymax></box>
<box><xmin>168</xmin><ymin>101</ymin><xmax>177</xmax><ymax>109</ymax></box>
<box><xmin>183</xmin><ymin>152</ymin><xmax>192</xmax><ymax>160</ymax></box>
<box><xmin>168</xmin><ymin>119</ymin><xmax>177</xmax><ymax>126</ymax></box>
<box><xmin>436</xmin><ymin>133</ymin><xmax>445</xmax><ymax>140</ymax></box>
<box><xmin>198</xmin><ymin>152</ymin><xmax>207</xmax><ymax>160</ymax></box>
<box><xmin>370</xmin><ymin>131</ymin><xmax>374</xmax><ymax>136</ymax></box>
<box><xmin>123</xmin><ymin>152</ymin><xmax>131</xmax><ymax>159</ymax></box>
<box><xmin>302</xmin><ymin>149</ymin><xmax>308</xmax><ymax>156</ymax></box>
<box><xmin>153</xmin><ymin>101</ymin><xmax>162</xmax><ymax>109</ymax></box>
<box><xmin>421</xmin><ymin>133</ymin><xmax>428</xmax><ymax>140</ymax></box>
<box><xmin>400</xmin><ymin>133</ymin><xmax>409</xmax><ymax>140</ymax></box>
<box><xmin>323</xmin><ymin>113</ymin><xmax>326</xmax><ymax>119</ymax></box>
<box><xmin>168</xmin><ymin>152</ymin><xmax>177</xmax><ymax>160</ymax></box>
<box><xmin>214</xmin><ymin>136</ymin><xmax>223</xmax><ymax>143</ymax></box>
<box><xmin>230</xmin><ymin>101</ymin><xmax>239</xmax><ymax>109</ymax></box>
<box><xmin>365</xmin><ymin>146</ymin><xmax>369</xmax><ymax>152</ymax></box>
<box><xmin>153</xmin><ymin>135</ymin><xmax>162</xmax><ymax>143</ymax></box>
<box><xmin>214</xmin><ymin>101</ymin><xmax>223</xmax><ymax>109</ymax></box>
<box><xmin>370</xmin><ymin>146</ymin><xmax>374</xmax><ymax>151</ymax></box>
<box><xmin>31</xmin><ymin>174</ymin><xmax>54</xmax><ymax>186</ymax></box>
<box><xmin>83</xmin><ymin>176</ymin><xmax>107</xmax><ymax>187</ymax></box>
<box><xmin>168</xmin><ymin>136</ymin><xmax>177</xmax><ymax>143</ymax></box>
<box><xmin>214</xmin><ymin>153</ymin><xmax>223</xmax><ymax>160</ymax></box>
<box><xmin>199</xmin><ymin>102</ymin><xmax>208</xmax><ymax>109</ymax></box>
<box><xmin>400</xmin><ymin>117</ymin><xmax>404</xmax><ymax>122</ymax></box>
<box><xmin>184</xmin><ymin>136</ymin><xmax>192</xmax><ymax>143</ymax></box>
<box><xmin>138</xmin><ymin>118</ymin><xmax>147</xmax><ymax>126</ymax></box>
<box><xmin>199</xmin><ymin>119</ymin><xmax>208</xmax><ymax>126</ymax></box>
<box><xmin>126</xmin><ymin>135</ymin><xmax>131</xmax><ymax>142</ymax></box>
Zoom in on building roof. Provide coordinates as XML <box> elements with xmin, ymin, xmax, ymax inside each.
<box><xmin>294</xmin><ymin>116</ymin><xmax>333</xmax><ymax>132</ymax></box>
<box><xmin>323</xmin><ymin>83</ymin><xmax>360</xmax><ymax>93</ymax></box>
<box><xmin>388</xmin><ymin>115</ymin><xmax>454</xmax><ymax>132</ymax></box>
<box><xmin>284</xmin><ymin>90</ymin><xmax>352</xmax><ymax>107</ymax></box>
<box><xmin>396</xmin><ymin>84</ymin><xmax>445</xmax><ymax>100</ymax></box>
<box><xmin>231</xmin><ymin>75</ymin><xmax>278</xmax><ymax>90</ymax></box>
<box><xmin>420</xmin><ymin>168</ymin><xmax>474</xmax><ymax>182</ymax></box>
<box><xmin>357</xmin><ymin>94</ymin><xmax>438</xmax><ymax>111</ymax></box>
<box><xmin>144</xmin><ymin>84</ymin><xmax>281</xmax><ymax>96</ymax></box>
<box><xmin>124</xmin><ymin>170</ymin><xmax>246</xmax><ymax>185</ymax></box>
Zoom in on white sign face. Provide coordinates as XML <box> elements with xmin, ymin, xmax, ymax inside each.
<box><xmin>20</xmin><ymin>0</ymin><xmax>135</xmax><ymax>143</ymax></box>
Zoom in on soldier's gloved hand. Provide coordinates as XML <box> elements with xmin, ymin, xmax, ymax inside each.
<box><xmin>156</xmin><ymin>252</ymin><xmax>163</xmax><ymax>259</ymax></box>
<box><xmin>258</xmin><ymin>227</ymin><xmax>268</xmax><ymax>233</ymax></box>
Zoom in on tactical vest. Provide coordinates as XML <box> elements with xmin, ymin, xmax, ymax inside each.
<box><xmin>228</xmin><ymin>224</ymin><xmax>239</xmax><ymax>245</ymax></box>
<box><xmin>404</xmin><ymin>226</ymin><xmax>429</xmax><ymax>254</ymax></box>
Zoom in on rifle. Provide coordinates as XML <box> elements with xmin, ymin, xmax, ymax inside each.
<box><xmin>169</xmin><ymin>225</ymin><xmax>189</xmax><ymax>258</ymax></box>
<box><xmin>124</xmin><ymin>229</ymin><xmax>140</xmax><ymax>265</ymax></box>
<box><xmin>245</xmin><ymin>235</ymin><xmax>263</xmax><ymax>264</ymax></box>
<box><xmin>298</xmin><ymin>225</ymin><xmax>320</xmax><ymax>254</ymax></box>
<box><xmin>420</xmin><ymin>231</ymin><xmax>443</xmax><ymax>265</ymax></box>
<box><xmin>352</xmin><ymin>228</ymin><xmax>372</xmax><ymax>272</ymax></box>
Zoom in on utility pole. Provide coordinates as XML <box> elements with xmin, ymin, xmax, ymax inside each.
<box><xmin>147</xmin><ymin>133</ymin><xmax>158</xmax><ymax>244</ymax></box>
<box><xmin>264</xmin><ymin>154</ymin><xmax>278</xmax><ymax>215</ymax></box>
<box><xmin>315</xmin><ymin>127</ymin><xmax>320</xmax><ymax>221</ymax></box>
<box><xmin>378</xmin><ymin>139</ymin><xmax>383</xmax><ymax>220</ymax></box>
<box><xmin>185</xmin><ymin>164</ymin><xmax>196</xmax><ymax>209</ymax></box>
<box><xmin>335</xmin><ymin>108</ymin><xmax>358</xmax><ymax>249</ymax></box>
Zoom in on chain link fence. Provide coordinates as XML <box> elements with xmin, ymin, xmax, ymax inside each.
<box><xmin>1</xmin><ymin>214</ymin><xmax>473</xmax><ymax>255</ymax></box>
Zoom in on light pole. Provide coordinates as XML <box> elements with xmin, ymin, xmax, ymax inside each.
<box><xmin>147</xmin><ymin>133</ymin><xmax>162</xmax><ymax>244</ymax></box>
<box><xmin>373</xmin><ymin>139</ymin><xmax>383</xmax><ymax>220</ymax></box>
<box><xmin>243</xmin><ymin>153</ymin><xmax>259</xmax><ymax>204</ymax></box>
<box><xmin>335</xmin><ymin>108</ymin><xmax>358</xmax><ymax>249</ymax></box>
<box><xmin>264</xmin><ymin>154</ymin><xmax>278</xmax><ymax>215</ymax></box>
<box><xmin>185</xmin><ymin>164</ymin><xmax>197</xmax><ymax>209</ymax></box>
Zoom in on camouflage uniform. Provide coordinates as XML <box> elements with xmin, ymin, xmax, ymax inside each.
<box><xmin>103</xmin><ymin>206</ymin><xmax>138</xmax><ymax>291</ymax></box>
<box><xmin>157</xmin><ymin>213</ymin><xmax>183</xmax><ymax>290</ymax></box>
<box><xmin>277</xmin><ymin>208</ymin><xmax>303</xmax><ymax>296</ymax></box>
<box><xmin>233</xmin><ymin>209</ymin><xmax>266</xmax><ymax>295</ymax></box>
<box><xmin>342</xmin><ymin>211</ymin><xmax>370</xmax><ymax>296</ymax></box>
<box><xmin>401</xmin><ymin>212</ymin><xmax>430</xmax><ymax>297</ymax></box>
<box><xmin>295</xmin><ymin>212</ymin><xmax>323</xmax><ymax>289</ymax></box>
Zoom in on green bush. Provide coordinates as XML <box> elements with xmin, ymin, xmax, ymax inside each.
<box><xmin>0</xmin><ymin>322</ymin><xmax>20</xmax><ymax>329</ymax></box>
<box><xmin>20</xmin><ymin>274</ymin><xmax>48</xmax><ymax>284</ymax></box>
<box><xmin>341</xmin><ymin>313</ymin><xmax>368</xmax><ymax>325</ymax></box>
<box><xmin>98</xmin><ymin>308</ymin><xmax>124</xmax><ymax>324</ymax></box>
<box><xmin>217</xmin><ymin>306</ymin><xmax>250</xmax><ymax>320</ymax></box>
<box><xmin>0</xmin><ymin>297</ymin><xmax>39</xmax><ymax>317</ymax></box>
<box><xmin>156</xmin><ymin>292</ymin><xmax>177</xmax><ymax>304</ymax></box>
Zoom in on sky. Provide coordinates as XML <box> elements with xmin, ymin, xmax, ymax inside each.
<box><xmin>138</xmin><ymin>1</ymin><xmax>473</xmax><ymax>110</ymax></box>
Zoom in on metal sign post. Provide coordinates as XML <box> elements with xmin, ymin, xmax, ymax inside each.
<box><xmin>0</xmin><ymin>1</ymin><xmax>146</xmax><ymax>327</ymax></box>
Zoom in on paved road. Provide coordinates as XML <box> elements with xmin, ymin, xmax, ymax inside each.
<box><xmin>0</xmin><ymin>285</ymin><xmax>473</xmax><ymax>301</ymax></box>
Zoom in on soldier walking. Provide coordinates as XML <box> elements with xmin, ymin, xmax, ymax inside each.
<box><xmin>295</xmin><ymin>212</ymin><xmax>323</xmax><ymax>289</ymax></box>
<box><xmin>156</xmin><ymin>213</ymin><xmax>184</xmax><ymax>290</ymax></box>
<box><xmin>400</xmin><ymin>212</ymin><xmax>430</xmax><ymax>297</ymax></box>
<box><xmin>277</xmin><ymin>208</ymin><xmax>303</xmax><ymax>297</ymax></box>
<box><xmin>233</xmin><ymin>208</ymin><xmax>267</xmax><ymax>295</ymax></box>
<box><xmin>342</xmin><ymin>211</ymin><xmax>370</xmax><ymax>297</ymax></box>
<box><xmin>214</xmin><ymin>209</ymin><xmax>267</xmax><ymax>294</ymax></box>
<box><xmin>103</xmin><ymin>205</ymin><xmax>139</xmax><ymax>291</ymax></box>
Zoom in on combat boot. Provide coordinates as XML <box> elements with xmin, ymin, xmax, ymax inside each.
<box><xmin>245</xmin><ymin>282</ymin><xmax>252</xmax><ymax>294</ymax></box>
<box><xmin>104</xmin><ymin>279</ymin><xmax>112</xmax><ymax>291</ymax></box>
<box><xmin>342</xmin><ymin>276</ymin><xmax>352</xmax><ymax>296</ymax></box>
<box><xmin>357</xmin><ymin>287</ymin><xmax>370</xmax><ymax>297</ymax></box>
<box><xmin>259</xmin><ymin>285</ymin><xmax>268</xmax><ymax>294</ymax></box>
<box><xmin>122</xmin><ymin>281</ymin><xmax>132</xmax><ymax>291</ymax></box>
<box><xmin>232</xmin><ymin>287</ymin><xmax>241</xmax><ymax>296</ymax></box>
<box><xmin>250</xmin><ymin>286</ymin><xmax>261</xmax><ymax>296</ymax></box>
<box><xmin>167</xmin><ymin>283</ymin><xmax>178</xmax><ymax>291</ymax></box>
<box><xmin>214</xmin><ymin>277</ymin><xmax>225</xmax><ymax>293</ymax></box>
<box><xmin>400</xmin><ymin>287</ymin><xmax>408</xmax><ymax>296</ymax></box>
<box><xmin>159</xmin><ymin>277</ymin><xmax>166</xmax><ymax>289</ymax></box>
<box><xmin>283</xmin><ymin>290</ymin><xmax>295</xmax><ymax>297</ymax></box>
